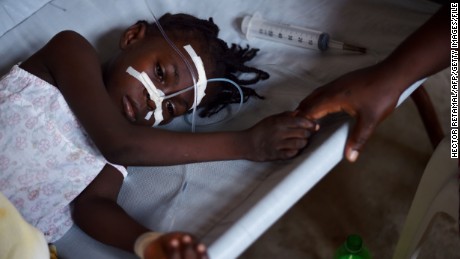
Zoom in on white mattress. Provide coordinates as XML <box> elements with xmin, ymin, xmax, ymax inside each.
<box><xmin>0</xmin><ymin>0</ymin><xmax>441</xmax><ymax>258</ymax></box>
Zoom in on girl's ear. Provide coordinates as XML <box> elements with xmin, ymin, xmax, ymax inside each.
<box><xmin>120</xmin><ymin>22</ymin><xmax>148</xmax><ymax>49</ymax></box>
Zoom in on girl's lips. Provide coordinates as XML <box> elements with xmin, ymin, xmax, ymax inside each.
<box><xmin>122</xmin><ymin>96</ymin><xmax>136</xmax><ymax>122</ymax></box>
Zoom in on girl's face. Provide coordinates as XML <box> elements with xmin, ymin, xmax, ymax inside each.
<box><xmin>104</xmin><ymin>23</ymin><xmax>207</xmax><ymax>126</ymax></box>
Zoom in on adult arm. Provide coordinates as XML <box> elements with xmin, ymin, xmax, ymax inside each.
<box><xmin>297</xmin><ymin>4</ymin><xmax>450</xmax><ymax>162</ymax></box>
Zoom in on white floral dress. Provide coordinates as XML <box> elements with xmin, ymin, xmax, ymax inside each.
<box><xmin>0</xmin><ymin>65</ymin><xmax>127</xmax><ymax>242</ymax></box>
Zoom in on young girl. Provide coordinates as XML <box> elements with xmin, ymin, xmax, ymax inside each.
<box><xmin>0</xmin><ymin>13</ymin><xmax>316</xmax><ymax>258</ymax></box>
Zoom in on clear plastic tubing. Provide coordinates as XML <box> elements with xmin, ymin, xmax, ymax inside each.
<box><xmin>241</xmin><ymin>13</ymin><xmax>366</xmax><ymax>54</ymax></box>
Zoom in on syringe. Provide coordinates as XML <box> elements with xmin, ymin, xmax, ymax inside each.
<box><xmin>241</xmin><ymin>13</ymin><xmax>366</xmax><ymax>54</ymax></box>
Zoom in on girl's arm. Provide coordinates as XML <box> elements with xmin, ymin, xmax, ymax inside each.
<box><xmin>72</xmin><ymin>165</ymin><xmax>208</xmax><ymax>258</ymax></box>
<box><xmin>21</xmin><ymin>31</ymin><xmax>315</xmax><ymax>166</ymax></box>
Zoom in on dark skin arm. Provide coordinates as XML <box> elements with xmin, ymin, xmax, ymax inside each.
<box><xmin>20</xmin><ymin>31</ymin><xmax>315</xmax><ymax>166</ymax></box>
<box><xmin>72</xmin><ymin>165</ymin><xmax>208</xmax><ymax>258</ymax></box>
<box><xmin>297</xmin><ymin>5</ymin><xmax>450</xmax><ymax>162</ymax></box>
<box><xmin>72</xmin><ymin>165</ymin><xmax>146</xmax><ymax>250</ymax></box>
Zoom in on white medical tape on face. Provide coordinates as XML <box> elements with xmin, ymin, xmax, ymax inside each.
<box><xmin>183</xmin><ymin>45</ymin><xmax>207</xmax><ymax>109</ymax></box>
<box><xmin>124</xmin><ymin>46</ymin><xmax>206</xmax><ymax>126</ymax></box>
<box><xmin>126</xmin><ymin>66</ymin><xmax>165</xmax><ymax>126</ymax></box>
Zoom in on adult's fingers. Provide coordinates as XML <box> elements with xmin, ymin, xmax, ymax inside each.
<box><xmin>344</xmin><ymin>114</ymin><xmax>379</xmax><ymax>162</ymax></box>
<box><xmin>296</xmin><ymin>92</ymin><xmax>345</xmax><ymax>121</ymax></box>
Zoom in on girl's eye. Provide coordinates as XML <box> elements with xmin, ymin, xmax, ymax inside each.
<box><xmin>155</xmin><ymin>64</ymin><xmax>164</xmax><ymax>81</ymax></box>
<box><xmin>166</xmin><ymin>100</ymin><xmax>175</xmax><ymax>116</ymax></box>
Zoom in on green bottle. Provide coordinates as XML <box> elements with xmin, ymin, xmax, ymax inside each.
<box><xmin>334</xmin><ymin>234</ymin><xmax>372</xmax><ymax>259</ymax></box>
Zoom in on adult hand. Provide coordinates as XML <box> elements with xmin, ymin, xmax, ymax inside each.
<box><xmin>296</xmin><ymin>64</ymin><xmax>402</xmax><ymax>162</ymax></box>
<box><xmin>296</xmin><ymin>4</ymin><xmax>449</xmax><ymax>163</ymax></box>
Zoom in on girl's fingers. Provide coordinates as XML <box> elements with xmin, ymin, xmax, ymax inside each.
<box><xmin>276</xmin><ymin>113</ymin><xmax>318</xmax><ymax>130</ymax></box>
<box><xmin>162</xmin><ymin>234</ymin><xmax>209</xmax><ymax>259</ymax></box>
<box><xmin>181</xmin><ymin>235</ymin><xmax>196</xmax><ymax>258</ymax></box>
<box><xmin>164</xmin><ymin>237</ymin><xmax>181</xmax><ymax>259</ymax></box>
<box><xmin>280</xmin><ymin>138</ymin><xmax>308</xmax><ymax>151</ymax></box>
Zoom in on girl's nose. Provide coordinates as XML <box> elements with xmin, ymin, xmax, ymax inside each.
<box><xmin>143</xmin><ymin>88</ymin><xmax>156</xmax><ymax>110</ymax></box>
<box><xmin>147</xmin><ymin>99</ymin><xmax>156</xmax><ymax>111</ymax></box>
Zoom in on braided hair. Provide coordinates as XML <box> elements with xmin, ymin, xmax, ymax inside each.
<box><xmin>146</xmin><ymin>13</ymin><xmax>270</xmax><ymax>117</ymax></box>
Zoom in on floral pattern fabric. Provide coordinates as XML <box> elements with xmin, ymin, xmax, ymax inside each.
<box><xmin>0</xmin><ymin>65</ymin><xmax>127</xmax><ymax>242</ymax></box>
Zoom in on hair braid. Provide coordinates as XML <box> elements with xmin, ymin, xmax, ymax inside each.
<box><xmin>152</xmin><ymin>13</ymin><xmax>270</xmax><ymax>117</ymax></box>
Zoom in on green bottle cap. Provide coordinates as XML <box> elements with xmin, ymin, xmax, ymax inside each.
<box><xmin>345</xmin><ymin>234</ymin><xmax>363</xmax><ymax>253</ymax></box>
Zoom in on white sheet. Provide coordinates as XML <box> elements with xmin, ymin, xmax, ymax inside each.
<box><xmin>0</xmin><ymin>0</ymin><xmax>442</xmax><ymax>258</ymax></box>
<box><xmin>0</xmin><ymin>0</ymin><xmax>51</xmax><ymax>37</ymax></box>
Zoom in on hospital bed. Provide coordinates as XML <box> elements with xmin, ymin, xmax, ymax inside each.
<box><xmin>0</xmin><ymin>0</ymin><xmax>444</xmax><ymax>258</ymax></box>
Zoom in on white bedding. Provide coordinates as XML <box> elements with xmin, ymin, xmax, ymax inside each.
<box><xmin>0</xmin><ymin>0</ymin><xmax>442</xmax><ymax>258</ymax></box>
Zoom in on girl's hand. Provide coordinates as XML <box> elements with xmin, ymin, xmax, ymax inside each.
<box><xmin>142</xmin><ymin>232</ymin><xmax>208</xmax><ymax>259</ymax></box>
<box><xmin>296</xmin><ymin>64</ymin><xmax>402</xmax><ymax>162</ymax></box>
<box><xmin>244</xmin><ymin>111</ymin><xmax>317</xmax><ymax>161</ymax></box>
